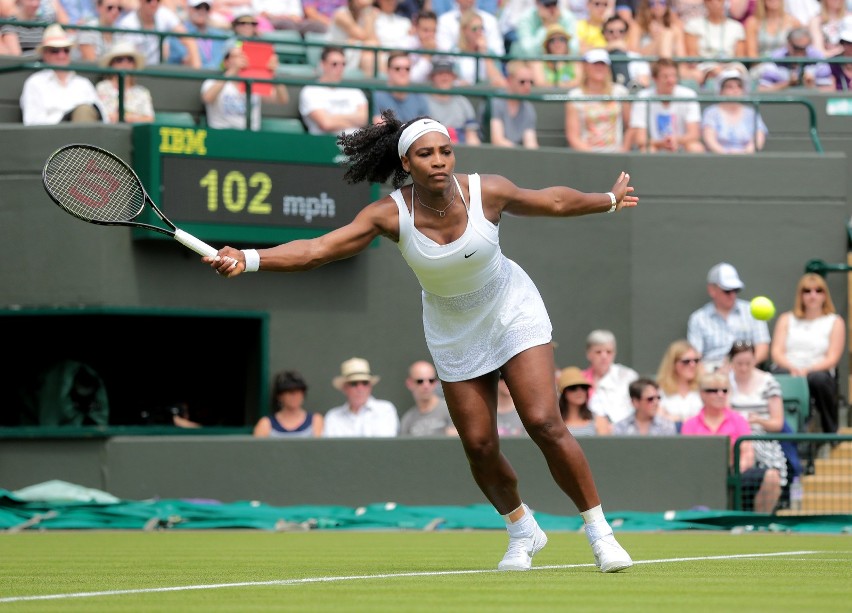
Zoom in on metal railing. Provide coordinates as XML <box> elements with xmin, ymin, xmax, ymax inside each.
<box><xmin>2</xmin><ymin>18</ymin><xmax>851</xmax><ymax>81</ymax></box>
<box><xmin>731</xmin><ymin>433</ymin><xmax>852</xmax><ymax>513</ymax></box>
<box><xmin>0</xmin><ymin>59</ymin><xmax>826</xmax><ymax>151</ymax></box>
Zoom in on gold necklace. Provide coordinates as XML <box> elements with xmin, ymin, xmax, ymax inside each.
<box><xmin>413</xmin><ymin>184</ymin><xmax>456</xmax><ymax>218</ymax></box>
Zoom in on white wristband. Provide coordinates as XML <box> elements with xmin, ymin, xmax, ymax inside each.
<box><xmin>241</xmin><ymin>249</ymin><xmax>260</xmax><ymax>272</ymax></box>
<box><xmin>605</xmin><ymin>192</ymin><xmax>617</xmax><ymax>214</ymax></box>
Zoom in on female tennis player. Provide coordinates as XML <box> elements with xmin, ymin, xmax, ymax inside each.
<box><xmin>206</xmin><ymin>111</ymin><xmax>637</xmax><ymax>573</ymax></box>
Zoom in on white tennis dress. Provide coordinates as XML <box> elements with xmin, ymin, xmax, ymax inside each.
<box><xmin>391</xmin><ymin>174</ymin><xmax>552</xmax><ymax>382</ymax></box>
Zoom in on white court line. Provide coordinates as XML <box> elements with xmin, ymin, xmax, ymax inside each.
<box><xmin>0</xmin><ymin>550</ymin><xmax>827</xmax><ymax>604</ymax></box>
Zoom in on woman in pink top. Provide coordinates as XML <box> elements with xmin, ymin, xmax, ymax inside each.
<box><xmin>683</xmin><ymin>372</ymin><xmax>779</xmax><ymax>512</ymax></box>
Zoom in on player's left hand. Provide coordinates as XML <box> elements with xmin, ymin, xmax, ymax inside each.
<box><xmin>611</xmin><ymin>171</ymin><xmax>638</xmax><ymax>211</ymax></box>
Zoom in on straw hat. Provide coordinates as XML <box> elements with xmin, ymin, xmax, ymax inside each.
<box><xmin>36</xmin><ymin>24</ymin><xmax>74</xmax><ymax>55</ymax></box>
<box><xmin>99</xmin><ymin>41</ymin><xmax>146</xmax><ymax>69</ymax></box>
<box><xmin>558</xmin><ymin>367</ymin><xmax>591</xmax><ymax>394</ymax></box>
<box><xmin>543</xmin><ymin>24</ymin><xmax>571</xmax><ymax>52</ymax></box>
<box><xmin>332</xmin><ymin>357</ymin><xmax>381</xmax><ymax>391</ymax></box>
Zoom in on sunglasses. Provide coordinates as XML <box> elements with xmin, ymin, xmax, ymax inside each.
<box><xmin>44</xmin><ymin>47</ymin><xmax>71</xmax><ymax>55</ymax></box>
<box><xmin>111</xmin><ymin>55</ymin><xmax>136</xmax><ymax>64</ymax></box>
<box><xmin>678</xmin><ymin>358</ymin><xmax>701</xmax><ymax>365</ymax></box>
<box><xmin>641</xmin><ymin>395</ymin><xmax>661</xmax><ymax>402</ymax></box>
<box><xmin>345</xmin><ymin>380</ymin><xmax>371</xmax><ymax>387</ymax></box>
<box><xmin>235</xmin><ymin>20</ymin><xmax>258</xmax><ymax>26</ymax></box>
<box><xmin>721</xmin><ymin>287</ymin><xmax>741</xmax><ymax>294</ymax></box>
<box><xmin>802</xmin><ymin>287</ymin><xmax>824</xmax><ymax>294</ymax></box>
<box><xmin>565</xmin><ymin>385</ymin><xmax>589</xmax><ymax>392</ymax></box>
<box><xmin>415</xmin><ymin>378</ymin><xmax>437</xmax><ymax>385</ymax></box>
<box><xmin>702</xmin><ymin>388</ymin><xmax>729</xmax><ymax>394</ymax></box>
<box><xmin>731</xmin><ymin>340</ymin><xmax>754</xmax><ymax>350</ymax></box>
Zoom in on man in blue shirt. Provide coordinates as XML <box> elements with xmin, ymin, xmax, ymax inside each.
<box><xmin>687</xmin><ymin>262</ymin><xmax>771</xmax><ymax>371</ymax></box>
<box><xmin>168</xmin><ymin>0</ymin><xmax>230</xmax><ymax>70</ymax></box>
<box><xmin>372</xmin><ymin>51</ymin><xmax>431</xmax><ymax>124</ymax></box>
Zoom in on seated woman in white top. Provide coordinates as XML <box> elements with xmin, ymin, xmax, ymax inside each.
<box><xmin>655</xmin><ymin>339</ymin><xmax>704</xmax><ymax>431</ymax></box>
<box><xmin>770</xmin><ymin>273</ymin><xmax>846</xmax><ymax>433</ymax></box>
<box><xmin>728</xmin><ymin>340</ymin><xmax>787</xmax><ymax>514</ymax></box>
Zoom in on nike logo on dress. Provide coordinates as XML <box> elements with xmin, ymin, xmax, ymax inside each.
<box><xmin>464</xmin><ymin>251</ymin><xmax>477</xmax><ymax>258</ymax></box>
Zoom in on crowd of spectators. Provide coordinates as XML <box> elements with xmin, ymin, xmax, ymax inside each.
<box><xmin>247</xmin><ymin>262</ymin><xmax>845</xmax><ymax>513</ymax></box>
<box><xmin>1</xmin><ymin>0</ymin><xmax>849</xmax><ymax>142</ymax></box>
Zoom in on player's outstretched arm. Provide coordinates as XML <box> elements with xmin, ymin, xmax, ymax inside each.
<box><xmin>204</xmin><ymin>198</ymin><xmax>398</xmax><ymax>277</ymax></box>
<box><xmin>488</xmin><ymin>172</ymin><xmax>638</xmax><ymax>218</ymax></box>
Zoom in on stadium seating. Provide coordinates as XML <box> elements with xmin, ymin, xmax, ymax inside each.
<box><xmin>775</xmin><ymin>374</ymin><xmax>811</xmax><ymax>433</ymax></box>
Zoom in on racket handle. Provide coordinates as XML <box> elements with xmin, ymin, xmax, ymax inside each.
<box><xmin>174</xmin><ymin>229</ymin><xmax>219</xmax><ymax>258</ymax></box>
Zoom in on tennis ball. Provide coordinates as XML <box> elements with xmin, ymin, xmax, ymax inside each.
<box><xmin>750</xmin><ymin>296</ymin><xmax>776</xmax><ymax>321</ymax></box>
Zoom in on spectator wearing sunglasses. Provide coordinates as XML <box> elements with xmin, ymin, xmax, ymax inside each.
<box><xmin>436</xmin><ymin>0</ymin><xmax>505</xmax><ymax>57</ymax></box>
<box><xmin>557</xmin><ymin>367</ymin><xmax>597</xmax><ymax>437</ymax></box>
<box><xmin>77</xmin><ymin>0</ymin><xmax>124</xmax><ymax>62</ymax></box>
<box><xmin>299</xmin><ymin>46</ymin><xmax>369</xmax><ymax>135</ymax></box>
<box><xmin>752</xmin><ymin>27</ymin><xmax>832</xmax><ymax>91</ymax></box>
<box><xmin>1</xmin><ymin>0</ymin><xmax>69</xmax><ymax>56</ymax></box>
<box><xmin>512</xmin><ymin>0</ymin><xmax>579</xmax><ymax>60</ymax></box>
<box><xmin>96</xmin><ymin>41</ymin><xmax>155</xmax><ymax>123</ymax></box>
<box><xmin>683</xmin><ymin>372</ymin><xmax>774</xmax><ymax>513</ymax></box>
<box><xmin>687</xmin><ymin>262</ymin><xmax>771</xmax><ymax>372</ymax></box>
<box><xmin>167</xmin><ymin>0</ymin><xmax>230</xmax><ymax>69</ymax></box>
<box><xmin>655</xmin><ymin>339</ymin><xmax>704</xmax><ymax>428</ymax></box>
<box><xmin>770</xmin><ymin>273</ymin><xmax>846</xmax><ymax>433</ymax></box>
<box><xmin>483</xmin><ymin>59</ymin><xmax>539</xmax><ymax>148</ymax></box>
<box><xmin>372</xmin><ymin>51</ymin><xmax>430</xmax><ymax>124</ymax></box>
<box><xmin>400</xmin><ymin>361</ymin><xmax>456</xmax><ymax>436</ymax></box>
<box><xmin>612</xmin><ymin>379</ymin><xmax>676</xmax><ymax>435</ymax></box>
<box><xmin>20</xmin><ymin>24</ymin><xmax>105</xmax><ymax>124</ymax></box>
<box><xmin>323</xmin><ymin>357</ymin><xmax>400</xmax><ymax>437</ymax></box>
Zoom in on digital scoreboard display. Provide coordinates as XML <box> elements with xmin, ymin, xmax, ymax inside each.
<box><xmin>132</xmin><ymin>125</ymin><xmax>377</xmax><ymax>245</ymax></box>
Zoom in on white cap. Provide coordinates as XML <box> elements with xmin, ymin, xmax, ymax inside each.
<box><xmin>707</xmin><ymin>263</ymin><xmax>744</xmax><ymax>291</ymax></box>
<box><xmin>839</xmin><ymin>18</ymin><xmax>852</xmax><ymax>44</ymax></box>
<box><xmin>188</xmin><ymin>0</ymin><xmax>213</xmax><ymax>6</ymax></box>
<box><xmin>583</xmin><ymin>48</ymin><xmax>611</xmax><ymax>66</ymax></box>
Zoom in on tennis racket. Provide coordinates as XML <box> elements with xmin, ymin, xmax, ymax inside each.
<box><xmin>42</xmin><ymin>143</ymin><xmax>218</xmax><ymax>257</ymax></box>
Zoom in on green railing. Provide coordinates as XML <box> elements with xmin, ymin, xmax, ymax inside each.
<box><xmin>0</xmin><ymin>59</ymin><xmax>826</xmax><ymax>151</ymax></box>
<box><xmin>730</xmin><ymin>433</ymin><xmax>852</xmax><ymax>512</ymax></box>
<box><xmin>3</xmin><ymin>18</ymin><xmax>850</xmax><ymax>81</ymax></box>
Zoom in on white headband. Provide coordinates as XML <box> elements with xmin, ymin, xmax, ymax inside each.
<box><xmin>397</xmin><ymin>118</ymin><xmax>451</xmax><ymax>159</ymax></box>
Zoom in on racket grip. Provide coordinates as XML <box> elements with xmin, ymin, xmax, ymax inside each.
<box><xmin>174</xmin><ymin>229</ymin><xmax>219</xmax><ymax>258</ymax></box>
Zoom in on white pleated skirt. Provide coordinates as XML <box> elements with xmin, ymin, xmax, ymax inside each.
<box><xmin>422</xmin><ymin>257</ymin><xmax>553</xmax><ymax>382</ymax></box>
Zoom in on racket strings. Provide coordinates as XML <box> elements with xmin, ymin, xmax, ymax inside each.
<box><xmin>45</xmin><ymin>148</ymin><xmax>146</xmax><ymax>223</ymax></box>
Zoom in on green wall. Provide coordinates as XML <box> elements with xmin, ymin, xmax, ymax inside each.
<box><xmin>0</xmin><ymin>436</ymin><xmax>730</xmax><ymax>513</ymax></box>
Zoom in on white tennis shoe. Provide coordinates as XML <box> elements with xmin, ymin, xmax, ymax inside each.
<box><xmin>497</xmin><ymin>523</ymin><xmax>548</xmax><ymax>571</ymax></box>
<box><xmin>591</xmin><ymin>534</ymin><xmax>633</xmax><ymax>573</ymax></box>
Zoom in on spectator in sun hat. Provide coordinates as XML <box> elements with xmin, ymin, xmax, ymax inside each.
<box><xmin>687</xmin><ymin>262</ymin><xmax>771</xmax><ymax>372</ymax></box>
<box><xmin>167</xmin><ymin>0</ymin><xmax>230</xmax><ymax>69</ymax></box>
<box><xmin>253</xmin><ymin>370</ymin><xmax>324</xmax><ymax>437</ymax></box>
<box><xmin>95</xmin><ymin>41</ymin><xmax>155</xmax><ymax>123</ymax></box>
<box><xmin>512</xmin><ymin>0</ymin><xmax>578</xmax><ymax>59</ymax></box>
<box><xmin>531</xmin><ymin>22</ymin><xmax>580</xmax><ymax>88</ymax></box>
<box><xmin>20</xmin><ymin>24</ymin><xmax>106</xmax><ymax>124</ymax></box>
<box><xmin>322</xmin><ymin>357</ymin><xmax>399</xmax><ymax>437</ymax></box>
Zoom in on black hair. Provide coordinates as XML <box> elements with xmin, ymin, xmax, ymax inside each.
<box><xmin>628</xmin><ymin>377</ymin><xmax>658</xmax><ymax>400</ymax></box>
<box><xmin>337</xmin><ymin>110</ymin><xmax>431</xmax><ymax>189</ymax></box>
